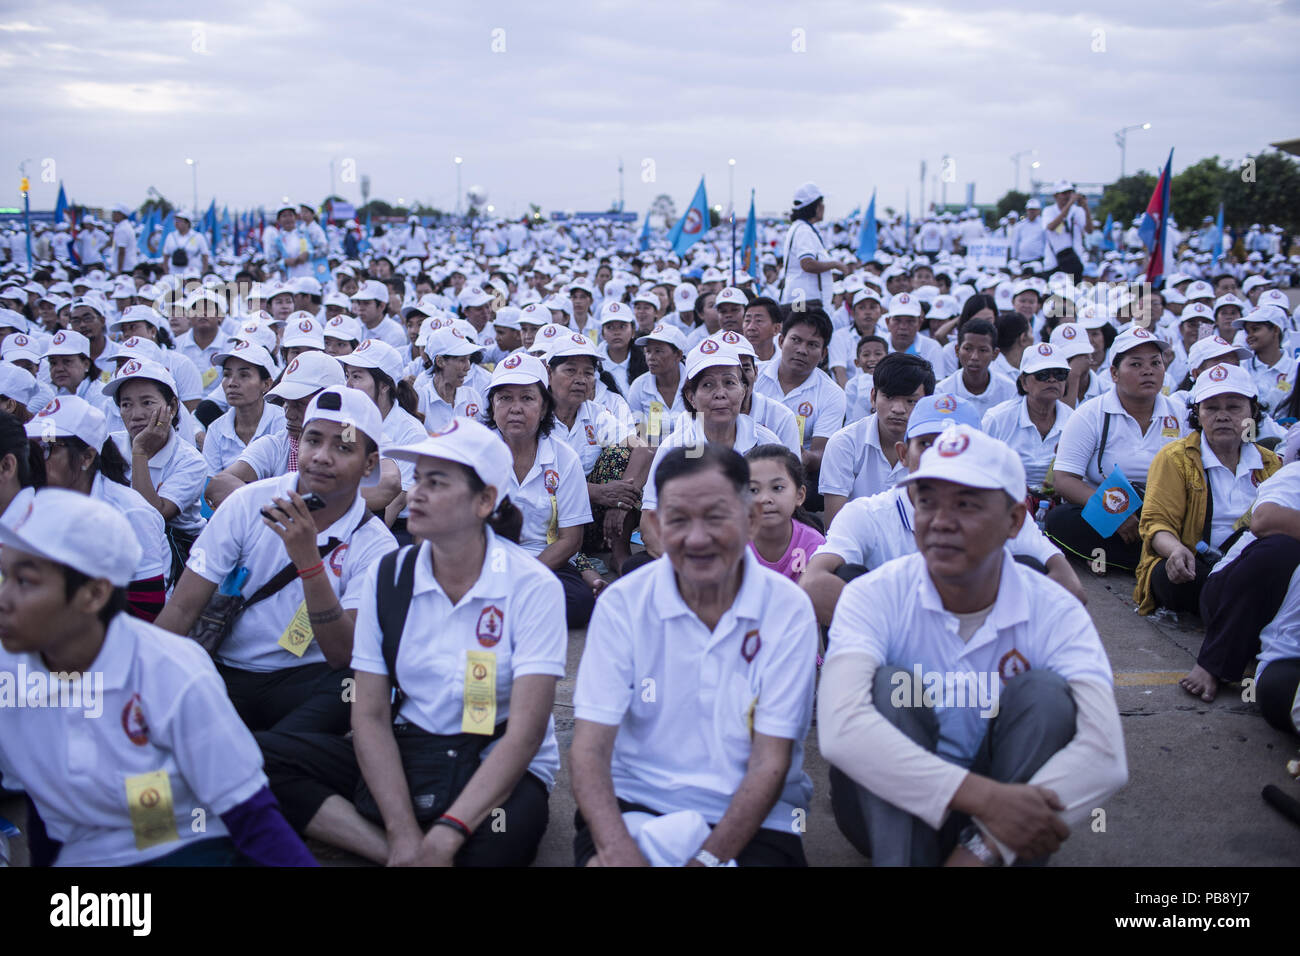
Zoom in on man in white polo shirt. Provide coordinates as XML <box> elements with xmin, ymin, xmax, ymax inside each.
<box><xmin>883</xmin><ymin>292</ymin><xmax>945</xmax><ymax>368</ymax></box>
<box><xmin>572</xmin><ymin>444</ymin><xmax>816</xmax><ymax>866</ymax></box>
<box><xmin>351</xmin><ymin>280</ymin><xmax>408</xmax><ymax>350</ymax></box>
<box><xmin>156</xmin><ymin>387</ymin><xmax>398</xmax><ymax>735</ymax></box>
<box><xmin>818</xmin><ymin>426</ymin><xmax>1126</xmax><ymax>866</ymax></box>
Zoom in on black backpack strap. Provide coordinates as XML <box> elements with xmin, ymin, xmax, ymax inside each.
<box><xmin>1095</xmin><ymin>412</ymin><xmax>1112</xmax><ymax>480</ymax></box>
<box><xmin>377</xmin><ymin>545</ymin><xmax>420</xmax><ymax>712</ymax></box>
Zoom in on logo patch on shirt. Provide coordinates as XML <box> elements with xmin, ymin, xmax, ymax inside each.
<box><xmin>544</xmin><ymin>468</ymin><xmax>559</xmax><ymax>493</ymax></box>
<box><xmin>584</xmin><ymin>423</ymin><xmax>597</xmax><ymax>444</ymax></box>
<box><xmin>1162</xmin><ymin>415</ymin><xmax>1178</xmax><ymax>430</ymax></box>
<box><xmin>476</xmin><ymin>605</ymin><xmax>504</xmax><ymax>647</ymax></box>
<box><xmin>797</xmin><ymin>401</ymin><xmax>813</xmax><ymax>417</ymax></box>
<box><xmin>741</xmin><ymin>629</ymin><xmax>762</xmax><ymax>663</ymax></box>
<box><xmin>121</xmin><ymin>692</ymin><xmax>150</xmax><ymax>746</ymax></box>
<box><xmin>998</xmin><ymin>649</ymin><xmax>1030</xmax><ymax>683</ymax></box>
<box><xmin>329</xmin><ymin>544</ymin><xmax>348</xmax><ymax>577</ymax></box>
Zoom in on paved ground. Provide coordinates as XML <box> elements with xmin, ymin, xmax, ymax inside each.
<box><xmin>10</xmin><ymin>553</ymin><xmax>1294</xmax><ymax>867</ymax></box>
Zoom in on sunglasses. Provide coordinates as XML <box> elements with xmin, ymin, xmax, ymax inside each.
<box><xmin>1031</xmin><ymin>369</ymin><xmax>1070</xmax><ymax>383</ymax></box>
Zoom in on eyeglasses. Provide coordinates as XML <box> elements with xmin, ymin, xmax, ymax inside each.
<box><xmin>1031</xmin><ymin>369</ymin><xmax>1070</xmax><ymax>383</ymax></box>
<box><xmin>37</xmin><ymin>439</ymin><xmax>68</xmax><ymax>459</ymax></box>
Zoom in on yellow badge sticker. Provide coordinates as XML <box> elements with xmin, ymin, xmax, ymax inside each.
<box><xmin>648</xmin><ymin>401</ymin><xmax>663</xmax><ymax>439</ymax></box>
<box><xmin>201</xmin><ymin>366</ymin><xmax>219</xmax><ymax>389</ymax></box>
<box><xmin>795</xmin><ymin>414</ymin><xmax>807</xmax><ymax>448</ymax></box>
<box><xmin>545</xmin><ymin>494</ymin><xmax>559</xmax><ymax>545</ymax></box>
<box><xmin>462</xmin><ymin>650</ymin><xmax>497</xmax><ymax>735</ymax></box>
<box><xmin>125</xmin><ymin>769</ymin><xmax>179</xmax><ymax>851</ymax></box>
<box><xmin>277</xmin><ymin>600</ymin><xmax>314</xmax><ymax>658</ymax></box>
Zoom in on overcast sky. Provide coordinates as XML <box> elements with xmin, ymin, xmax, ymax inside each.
<box><xmin>4</xmin><ymin>0</ymin><xmax>1298</xmax><ymax>221</ymax></box>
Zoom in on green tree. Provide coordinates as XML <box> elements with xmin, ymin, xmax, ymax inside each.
<box><xmin>358</xmin><ymin>200</ymin><xmax>398</xmax><ymax>218</ymax></box>
<box><xmin>995</xmin><ymin>190</ymin><xmax>1029</xmax><ymax>219</ymax></box>
<box><xmin>1221</xmin><ymin>151</ymin><xmax>1300</xmax><ymax>232</ymax></box>
<box><xmin>140</xmin><ymin>196</ymin><xmax>173</xmax><ymax>217</ymax></box>
<box><xmin>1171</xmin><ymin>157</ymin><xmax>1228</xmax><ymax>230</ymax></box>
<box><xmin>1096</xmin><ymin>172</ymin><xmax>1158</xmax><ymax>230</ymax></box>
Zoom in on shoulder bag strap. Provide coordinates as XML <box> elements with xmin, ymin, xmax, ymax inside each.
<box><xmin>377</xmin><ymin>545</ymin><xmax>420</xmax><ymax>709</ymax></box>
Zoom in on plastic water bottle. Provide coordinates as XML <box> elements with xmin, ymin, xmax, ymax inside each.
<box><xmin>1195</xmin><ymin>540</ymin><xmax>1223</xmax><ymax>566</ymax></box>
<box><xmin>1035</xmin><ymin>500</ymin><xmax>1050</xmax><ymax>529</ymax></box>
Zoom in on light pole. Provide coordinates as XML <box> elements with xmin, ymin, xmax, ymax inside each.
<box><xmin>185</xmin><ymin>158</ymin><xmax>197</xmax><ymax>214</ymax></box>
<box><xmin>1010</xmin><ymin>149</ymin><xmax>1038</xmax><ymax>193</ymax></box>
<box><xmin>728</xmin><ymin>158</ymin><xmax>736</xmax><ymax>283</ymax></box>
<box><xmin>1114</xmin><ymin>123</ymin><xmax>1151</xmax><ymax>178</ymax></box>
<box><xmin>454</xmin><ymin>156</ymin><xmax>463</xmax><ymax>217</ymax></box>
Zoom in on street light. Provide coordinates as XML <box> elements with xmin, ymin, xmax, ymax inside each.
<box><xmin>185</xmin><ymin>158</ymin><xmax>197</xmax><ymax>215</ymax></box>
<box><xmin>1114</xmin><ymin>123</ymin><xmax>1151</xmax><ymax>178</ymax></box>
<box><xmin>454</xmin><ymin>156</ymin><xmax>463</xmax><ymax>216</ymax></box>
<box><xmin>728</xmin><ymin>158</ymin><xmax>737</xmax><ymax>282</ymax></box>
<box><xmin>1010</xmin><ymin>149</ymin><xmax>1037</xmax><ymax>193</ymax></box>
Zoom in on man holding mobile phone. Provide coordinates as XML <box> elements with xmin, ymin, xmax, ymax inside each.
<box><xmin>156</xmin><ymin>387</ymin><xmax>398</xmax><ymax>735</ymax></box>
<box><xmin>1043</xmin><ymin>181</ymin><xmax>1092</xmax><ymax>282</ymax></box>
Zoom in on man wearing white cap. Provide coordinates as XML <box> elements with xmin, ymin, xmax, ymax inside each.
<box><xmin>162</xmin><ymin>209</ymin><xmax>211</xmax><ymax>278</ymax></box>
<box><xmin>1235</xmin><ymin>304</ymin><xmax>1296</xmax><ymax>415</ymax></box>
<box><xmin>157</xmin><ymin>387</ymin><xmax>398</xmax><ymax>736</ymax></box>
<box><xmin>110</xmin><ymin>204</ymin><xmax>138</xmax><ymax>275</ymax></box>
<box><xmin>0</xmin><ymin>488</ymin><xmax>317</xmax><ymax>866</ymax></box>
<box><xmin>351</xmin><ymin>280</ymin><xmax>409</xmax><ymax>351</ymax></box>
<box><xmin>1042</xmin><ymin>182</ymin><xmax>1091</xmax><ymax>281</ymax></box>
<box><xmin>265</xmin><ymin>202</ymin><xmax>315</xmax><ymax>281</ymax></box>
<box><xmin>778</xmin><ymin>183</ymin><xmax>853</xmax><ymax>308</ymax></box>
<box><xmin>819</xmin><ymin>426</ymin><xmax>1126</xmax><ymax>866</ymax></box>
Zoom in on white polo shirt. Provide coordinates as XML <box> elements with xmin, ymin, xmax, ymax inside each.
<box><xmin>237</xmin><ymin>432</ymin><xmax>293</xmax><ymax>479</ymax></box>
<box><xmin>416</xmin><ymin>379</ymin><xmax>483</xmax><ymax>432</ymax></box>
<box><xmin>0</xmin><ymin>614</ymin><xmax>266</xmax><ymax>866</ymax></box>
<box><xmin>1247</xmin><ymin>353</ymin><xmax>1296</xmax><ymax>415</ymax></box>
<box><xmin>351</xmin><ymin>532</ymin><xmax>567</xmax><ymax>789</ymax></box>
<box><xmin>552</xmin><ymin>400</ymin><xmax>633</xmax><ymax>474</ymax></box>
<box><xmin>112</xmin><ymin>429</ymin><xmax>208</xmax><ymax>533</ymax></box>
<box><xmin>827</xmin><ymin>550</ymin><xmax>1113</xmax><ymax>766</ymax></box>
<box><xmin>574</xmin><ymin>548</ymin><xmax>817</xmax><ymax>830</ymax></box>
<box><xmin>822</xmin><ymin>485</ymin><xmax>1060</xmax><ymax>570</ymax></box>
<box><xmin>982</xmin><ymin>397</ymin><xmax>1074</xmax><ymax>490</ymax></box>
<box><xmin>778</xmin><ymin>220</ymin><xmax>831</xmax><ymax>305</ymax></box>
<box><xmin>934</xmin><ymin>370</ymin><xmax>1019</xmax><ymax>421</ymax></box>
<box><xmin>358</xmin><ymin>319</ymin><xmax>409</xmax><ymax>352</ymax></box>
<box><xmin>749</xmin><ymin>392</ymin><xmax>801</xmax><ymax>454</ymax></box>
<box><xmin>753</xmin><ymin>363</ymin><xmax>846</xmax><ymax>450</ymax></box>
<box><xmin>1212</xmin><ymin>461</ymin><xmax>1300</xmax><ymax>572</ymax></box>
<box><xmin>888</xmin><ymin>332</ymin><xmax>945</xmax><ymax>371</ymax></box>
<box><xmin>1053</xmin><ymin>389</ymin><xmax>1189</xmax><ymax>485</ymax></box>
<box><xmin>92</xmin><ymin>473</ymin><xmax>169</xmax><ymax>582</ymax></box>
<box><xmin>844</xmin><ymin>373</ymin><xmax>873</xmax><ymax>424</ymax></box>
<box><xmin>818</xmin><ymin>414</ymin><xmax>908</xmax><ymax>501</ymax></box>
<box><xmin>596</xmin><ymin>342</ymin><xmax>632</xmax><ymax>397</ymax></box>
<box><xmin>505</xmin><ymin>434</ymin><xmax>592</xmax><ymax>557</ymax></box>
<box><xmin>643</xmin><ymin>414</ymin><xmax>782</xmax><ymax>512</ymax></box>
<box><xmin>828</xmin><ymin>325</ymin><xmax>875</xmax><ymax>379</ymax></box>
<box><xmin>381</xmin><ymin>402</ymin><xmax>430</xmax><ymax>490</ymax></box>
<box><xmin>175</xmin><ymin>331</ymin><xmax>225</xmax><ymax>390</ymax></box>
<box><xmin>1201</xmin><ymin>439</ymin><xmax>1265</xmax><ymax>549</ymax></box>
<box><xmin>626</xmin><ymin>371</ymin><xmax>688</xmax><ymax>439</ymax></box>
<box><xmin>160</xmin><ymin>349</ymin><xmax>204</xmax><ymax>404</ymax></box>
<box><xmin>203</xmin><ymin>402</ymin><xmax>287</xmax><ymax>477</ymax></box>
<box><xmin>186</xmin><ymin>474</ymin><xmax>397</xmax><ymax>672</ymax></box>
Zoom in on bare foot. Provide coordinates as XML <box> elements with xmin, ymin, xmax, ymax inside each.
<box><xmin>1179</xmin><ymin>665</ymin><xmax>1219</xmax><ymax>702</ymax></box>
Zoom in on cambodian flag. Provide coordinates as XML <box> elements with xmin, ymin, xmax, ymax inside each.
<box><xmin>667</xmin><ymin>177</ymin><xmax>708</xmax><ymax>257</ymax></box>
<box><xmin>1138</xmin><ymin>148</ymin><xmax>1174</xmax><ymax>283</ymax></box>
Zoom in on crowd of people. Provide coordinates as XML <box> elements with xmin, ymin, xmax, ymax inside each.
<box><xmin>0</xmin><ymin>178</ymin><xmax>1297</xmax><ymax>868</ymax></box>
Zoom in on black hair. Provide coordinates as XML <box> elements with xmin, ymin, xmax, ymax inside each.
<box><xmin>457</xmin><ymin>462</ymin><xmax>524</xmax><ymax>543</ymax></box>
<box><xmin>744</xmin><ymin>443</ymin><xmax>824</xmax><ymax>534</ymax></box>
<box><xmin>957</xmin><ymin>318</ymin><xmax>998</xmax><ymax>348</ymax></box>
<box><xmin>959</xmin><ymin>293</ymin><xmax>999</xmax><ymax>325</ymax></box>
<box><xmin>1187</xmin><ymin>397</ymin><xmax>1263</xmax><ymax>432</ymax></box>
<box><xmin>995</xmin><ymin>312</ymin><xmax>1030</xmax><ymax>353</ymax></box>
<box><xmin>790</xmin><ymin>197</ymin><xmax>823</xmax><ymax>223</ymax></box>
<box><xmin>58</xmin><ymin>435</ymin><xmax>129</xmax><ymax>486</ymax></box>
<box><xmin>748</xmin><ymin>296</ymin><xmax>783</xmax><ymax>328</ymax></box>
<box><xmin>114</xmin><ymin>378</ymin><xmax>182</xmax><ymax>430</ymax></box>
<box><xmin>61</xmin><ymin>565</ymin><xmax>129</xmax><ymax>626</ymax></box>
<box><xmin>485</xmin><ymin>382</ymin><xmax>556</xmax><ymax>438</ymax></box>
<box><xmin>368</xmin><ymin>368</ymin><xmax>420</xmax><ymax>417</ymax></box>
<box><xmin>779</xmin><ymin>307</ymin><xmax>833</xmax><ymax>348</ymax></box>
<box><xmin>0</xmin><ymin>411</ymin><xmax>37</xmax><ymax>488</ymax></box>
<box><xmin>871</xmin><ymin>351</ymin><xmax>935</xmax><ymax>399</ymax></box>
<box><xmin>625</xmin><ymin>343</ymin><xmax>649</xmax><ymax>387</ymax></box>
<box><xmin>653</xmin><ymin>443</ymin><xmax>749</xmax><ymax>500</ymax></box>
<box><xmin>680</xmin><ymin>361</ymin><xmax>745</xmax><ymax>414</ymax></box>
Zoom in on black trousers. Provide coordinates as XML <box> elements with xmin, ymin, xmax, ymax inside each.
<box><xmin>572</xmin><ymin>800</ymin><xmax>806</xmax><ymax>867</ymax></box>
<box><xmin>554</xmin><ymin>562</ymin><xmax>595</xmax><ymax>629</ymax></box>
<box><xmin>1149</xmin><ymin>556</ymin><xmax>1212</xmax><ymax>614</ymax></box>
<box><xmin>256</xmin><ymin>729</ymin><xmax>550</xmax><ymax>866</ymax></box>
<box><xmin>1045</xmin><ymin>503</ymin><xmax>1142</xmax><ymax>571</ymax></box>
<box><xmin>1258</xmin><ymin>659</ymin><xmax>1300</xmax><ymax>736</ymax></box>
<box><xmin>218</xmin><ymin>661</ymin><xmax>352</xmax><ymax>735</ymax></box>
<box><xmin>1197</xmin><ymin>535</ymin><xmax>1300</xmax><ymax>682</ymax></box>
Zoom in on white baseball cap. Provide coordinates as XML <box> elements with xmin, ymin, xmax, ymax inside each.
<box><xmin>324</xmin><ymin>314</ymin><xmax>364</xmax><ymax>343</ymax></box>
<box><xmin>599</xmin><ymin>300</ymin><xmax>634</xmax><ymax>325</ymax></box>
<box><xmin>116</xmin><ymin>337</ymin><xmax>164</xmax><ymax>366</ymax></box>
<box><xmin>424</xmin><ymin>327</ymin><xmax>481</xmax><ymax>359</ymax></box>
<box><xmin>303</xmin><ymin>385</ymin><xmax>385</xmax><ymax>450</ymax></box>
<box><xmin>635</xmin><ymin>323</ymin><xmax>689</xmax><ymax>352</ymax></box>
<box><xmin>548</xmin><ymin>332</ymin><xmax>600</xmax><ymax>361</ymax></box>
<box><xmin>282</xmin><ymin>314</ymin><xmax>326</xmax><ymax>351</ymax></box>
<box><xmin>899</xmin><ymin>425</ymin><xmax>1026</xmax><ymax>501</ymax></box>
<box><xmin>792</xmin><ymin>182</ymin><xmax>823</xmax><ymax>209</ymax></box>
<box><xmin>887</xmin><ymin>292</ymin><xmax>921</xmax><ymax>318</ymax></box>
<box><xmin>214</xmin><ymin>342</ymin><xmax>279</xmax><ymax>378</ymax></box>
<box><xmin>103</xmin><ymin>358</ymin><xmax>178</xmax><ymax>400</ymax></box>
<box><xmin>0</xmin><ymin>488</ymin><xmax>141</xmax><ymax>587</ymax></box>
<box><xmin>1180</xmin><ymin>302</ymin><xmax>1215</xmax><ymax>325</ymax></box>
<box><xmin>1241</xmin><ymin>275</ymin><xmax>1274</xmax><ymax>295</ymax></box>
<box><xmin>490</xmin><ymin>352</ymin><xmax>548</xmax><ymax>387</ymax></box>
<box><xmin>1049</xmin><ymin>179</ymin><xmax>1074</xmax><ymax>195</ymax></box>
<box><xmin>229</xmin><ymin>319</ymin><xmax>278</xmax><ymax>353</ymax></box>
<box><xmin>709</xmin><ymin>328</ymin><xmax>757</xmax><ymax>359</ymax></box>
<box><xmin>385</xmin><ymin>418</ymin><xmax>513</xmax><ymax>508</ymax></box>
<box><xmin>1018</xmin><ymin>342</ymin><xmax>1071</xmax><ymax>375</ymax></box>
<box><xmin>1187</xmin><ymin>335</ymin><xmax>1250</xmax><ymax>370</ymax></box>
<box><xmin>1192</xmin><ymin>362</ymin><xmax>1258</xmax><ymax>404</ymax></box>
<box><xmin>673</xmin><ymin>285</ymin><xmax>699</xmax><ymax>311</ymax></box>
<box><xmin>338</xmin><ymin>338</ymin><xmax>405</xmax><ymax>383</ymax></box>
<box><xmin>1184</xmin><ymin>280</ymin><xmax>1214</xmax><ymax>302</ymax></box>
<box><xmin>45</xmin><ymin>328</ymin><xmax>91</xmax><ymax>358</ymax></box>
<box><xmin>459</xmin><ymin>286</ymin><xmax>495</xmax><ymax>308</ymax></box>
<box><xmin>109</xmin><ymin>304</ymin><xmax>164</xmax><ymax>333</ymax></box>
<box><xmin>684</xmin><ymin>339</ymin><xmax>741</xmax><ymax>380</ymax></box>
<box><xmin>267</xmin><ymin>351</ymin><xmax>345</xmax><ymax>402</ymax></box>
<box><xmin>1109</xmin><ymin>325</ymin><xmax>1163</xmax><ymax>361</ymax></box>
<box><xmin>1233</xmin><ymin>304</ymin><xmax>1288</xmax><ymax>331</ymax></box>
<box><xmin>1048</xmin><ymin>324</ymin><xmax>1093</xmax><ymax>361</ymax></box>
<box><xmin>493</xmin><ymin>306</ymin><xmax>522</xmax><ymax>331</ymax></box>
<box><xmin>518</xmin><ymin>302</ymin><xmax>550</xmax><ymax>327</ymax></box>
<box><xmin>350</xmin><ymin>280</ymin><xmax>389</xmax><ymax>303</ymax></box>
<box><xmin>1257</xmin><ymin>288</ymin><xmax>1291</xmax><ymax>313</ymax></box>
<box><xmin>715</xmin><ymin>287</ymin><xmax>748</xmax><ymax>309</ymax></box>
<box><xmin>0</xmin><ymin>363</ymin><xmax>36</xmax><ymax>404</ymax></box>
<box><xmin>1</xmin><ymin>332</ymin><xmax>41</xmax><ymax>364</ymax></box>
<box><xmin>26</xmin><ymin>394</ymin><xmax>108</xmax><ymax>450</ymax></box>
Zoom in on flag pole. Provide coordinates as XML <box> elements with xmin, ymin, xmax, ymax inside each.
<box><xmin>729</xmin><ymin>159</ymin><xmax>737</xmax><ymax>285</ymax></box>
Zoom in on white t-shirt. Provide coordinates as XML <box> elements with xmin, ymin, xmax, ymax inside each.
<box><xmin>1043</xmin><ymin>203</ymin><xmax>1088</xmax><ymax>265</ymax></box>
<box><xmin>626</xmin><ymin>371</ymin><xmax>687</xmax><ymax>440</ymax></box>
<box><xmin>236</xmin><ymin>432</ymin><xmax>293</xmax><ymax>480</ymax></box>
<box><xmin>162</xmin><ymin>230</ymin><xmax>210</xmax><ymax>278</ymax></box>
<box><xmin>0</xmin><ymin>614</ymin><xmax>267</xmax><ymax>866</ymax></box>
<box><xmin>112</xmin><ymin>219</ymin><xmax>138</xmax><ymax>272</ymax></box>
<box><xmin>779</xmin><ymin>220</ymin><xmax>831</xmax><ymax>305</ymax></box>
<box><xmin>753</xmin><ymin>363</ymin><xmax>846</xmax><ymax>450</ymax></box>
<box><xmin>819</xmin><ymin>414</ymin><xmax>908</xmax><ymax>501</ymax></box>
<box><xmin>981</xmin><ymin>397</ymin><xmax>1074</xmax><ymax>490</ymax></box>
<box><xmin>1053</xmin><ymin>390</ymin><xmax>1189</xmax><ymax>486</ymax></box>
<box><xmin>574</xmin><ymin>548</ymin><xmax>817</xmax><ymax>830</ymax></box>
<box><xmin>112</xmin><ymin>429</ymin><xmax>207</xmax><ymax>533</ymax></box>
<box><xmin>504</xmin><ymin>434</ymin><xmax>593</xmax><ymax>557</ymax></box>
<box><xmin>351</xmin><ymin>532</ymin><xmax>566</xmax><ymax>788</ymax></box>
<box><xmin>92</xmin><ymin>473</ymin><xmax>169</xmax><ymax>582</ymax></box>
<box><xmin>203</xmin><ymin>402</ymin><xmax>287</xmax><ymax>477</ymax></box>
<box><xmin>643</xmin><ymin>414</ymin><xmax>782</xmax><ymax>512</ymax></box>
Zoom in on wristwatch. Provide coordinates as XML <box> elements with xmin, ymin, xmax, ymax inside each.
<box><xmin>958</xmin><ymin>824</ymin><xmax>1004</xmax><ymax>867</ymax></box>
<box><xmin>693</xmin><ymin>848</ymin><xmax>725</xmax><ymax>867</ymax></box>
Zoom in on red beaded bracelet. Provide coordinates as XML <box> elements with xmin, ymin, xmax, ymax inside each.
<box><xmin>435</xmin><ymin>814</ymin><xmax>472</xmax><ymax>839</ymax></box>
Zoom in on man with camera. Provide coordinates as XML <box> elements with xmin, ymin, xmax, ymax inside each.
<box><xmin>1043</xmin><ymin>181</ymin><xmax>1092</xmax><ymax>281</ymax></box>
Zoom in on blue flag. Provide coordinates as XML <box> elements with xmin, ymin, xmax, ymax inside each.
<box><xmin>639</xmin><ymin>211</ymin><xmax>651</xmax><ymax>252</ymax></box>
<box><xmin>1081</xmin><ymin>467</ymin><xmax>1143</xmax><ymax>539</ymax></box>
<box><xmin>667</xmin><ymin>177</ymin><xmax>708</xmax><ymax>257</ymax></box>
<box><xmin>903</xmin><ymin>208</ymin><xmax>911</xmax><ymax>252</ymax></box>
<box><xmin>54</xmin><ymin>183</ymin><xmax>69</xmax><ymax>225</ymax></box>
<box><xmin>1101</xmin><ymin>212</ymin><xmax>1115</xmax><ymax>251</ymax></box>
<box><xmin>136</xmin><ymin>208</ymin><xmax>158</xmax><ymax>256</ymax></box>
<box><xmin>203</xmin><ymin>200</ymin><xmax>218</xmax><ymax>249</ymax></box>
<box><xmin>741</xmin><ymin>190</ymin><xmax>759</xmax><ymax>278</ymax></box>
<box><xmin>158</xmin><ymin>210</ymin><xmax>175</xmax><ymax>255</ymax></box>
<box><xmin>1139</xmin><ymin>148</ymin><xmax>1174</xmax><ymax>283</ymax></box>
<box><xmin>1212</xmin><ymin>202</ymin><xmax>1225</xmax><ymax>263</ymax></box>
<box><xmin>857</xmin><ymin>189</ymin><xmax>877</xmax><ymax>260</ymax></box>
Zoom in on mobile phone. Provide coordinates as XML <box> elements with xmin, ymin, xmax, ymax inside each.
<box><xmin>260</xmin><ymin>494</ymin><xmax>327</xmax><ymax>522</ymax></box>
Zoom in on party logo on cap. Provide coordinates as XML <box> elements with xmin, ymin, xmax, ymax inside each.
<box><xmin>998</xmin><ymin>649</ymin><xmax>1030</xmax><ymax>683</ymax></box>
<box><xmin>427</xmin><ymin>419</ymin><xmax>460</xmax><ymax>438</ymax></box>
<box><xmin>543</xmin><ymin>469</ymin><xmax>559</xmax><ymax>494</ymax></box>
<box><xmin>1208</xmin><ymin>364</ymin><xmax>1229</xmax><ymax>382</ymax></box>
<box><xmin>476</xmin><ymin>605</ymin><xmax>504</xmax><ymax>648</ymax></box>
<box><xmin>119</xmin><ymin>359</ymin><xmax>142</xmax><ymax>377</ymax></box>
<box><xmin>651</xmin><ymin>324</ymin><xmax>666</xmax><ymax>334</ymax></box>
<box><xmin>356</xmin><ymin>339</ymin><xmax>372</xmax><ymax>352</ymax></box>
<box><xmin>37</xmin><ymin>398</ymin><xmax>61</xmax><ymax>417</ymax></box>
<box><xmin>121</xmin><ymin>692</ymin><xmax>149</xmax><ymax>746</ymax></box>
<box><xmin>124</xmin><ymin>337</ymin><xmax>142</xmax><ymax>348</ymax></box>
<box><xmin>934</xmin><ymin>395</ymin><xmax>958</xmax><ymax>413</ymax></box>
<box><xmin>1102</xmin><ymin>486</ymin><xmax>1130</xmax><ymax>515</ymax></box>
<box><xmin>233</xmin><ymin>340</ymin><xmax>250</xmax><ymax>351</ymax></box>
<box><xmin>52</xmin><ymin>331</ymin><xmax>67</xmax><ymax>345</ymax></box>
<box><xmin>12</xmin><ymin>334</ymin><xmax>27</xmax><ymax>347</ymax></box>
<box><xmin>699</xmin><ymin>339</ymin><xmax>719</xmax><ymax>354</ymax></box>
<box><xmin>721</xmin><ymin>330</ymin><xmax>742</xmax><ymax>344</ymax></box>
<box><xmin>1037</xmin><ymin>344</ymin><xmax>1053</xmax><ymax>356</ymax></box>
<box><xmin>502</xmin><ymin>355</ymin><xmax>522</xmax><ymax>369</ymax></box>
<box><xmin>1060</xmin><ymin>325</ymin><xmax>1077</xmax><ymax>339</ymax></box>
<box><xmin>285</xmin><ymin>358</ymin><xmax>300</xmax><ymax>376</ymax></box>
<box><xmin>935</xmin><ymin>432</ymin><xmax>969</xmax><ymax>457</ymax></box>
<box><xmin>298</xmin><ymin>319</ymin><xmax>314</xmax><ymax>333</ymax></box>
<box><xmin>1133</xmin><ymin>327</ymin><xmax>1151</xmax><ymax>339</ymax></box>
<box><xmin>896</xmin><ymin>294</ymin><xmax>910</xmax><ymax>304</ymax></box>
<box><xmin>542</xmin><ymin>326</ymin><xmax>559</xmax><ymax>338</ymax></box>
<box><xmin>741</xmin><ymin>629</ymin><xmax>761</xmax><ymax>663</ymax></box>
<box><xmin>607</xmin><ymin>302</ymin><xmax>622</xmax><ymax>313</ymax></box>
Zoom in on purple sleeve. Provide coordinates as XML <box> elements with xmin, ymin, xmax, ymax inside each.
<box><xmin>219</xmin><ymin>786</ymin><xmax>319</xmax><ymax>867</ymax></box>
